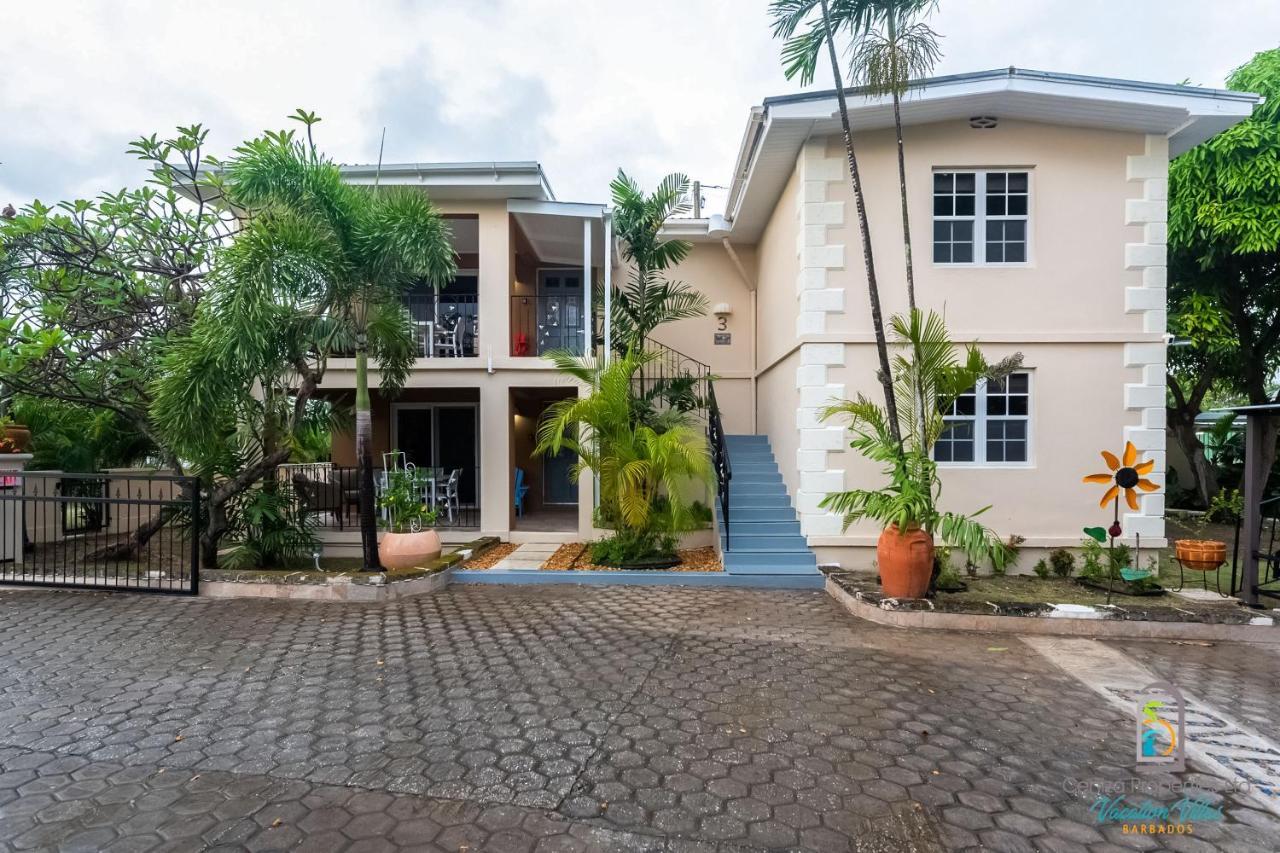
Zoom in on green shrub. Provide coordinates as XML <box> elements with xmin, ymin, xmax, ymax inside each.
<box><xmin>1033</xmin><ymin>558</ymin><xmax>1050</xmax><ymax>579</ymax></box>
<box><xmin>935</xmin><ymin>566</ymin><xmax>964</xmax><ymax>590</ymax></box>
<box><xmin>590</xmin><ymin>529</ymin><xmax>677</xmax><ymax>566</ymax></box>
<box><xmin>1079</xmin><ymin>539</ymin><xmax>1132</xmax><ymax>584</ymax></box>
<box><xmin>1049</xmin><ymin>548</ymin><xmax>1075</xmax><ymax>578</ymax></box>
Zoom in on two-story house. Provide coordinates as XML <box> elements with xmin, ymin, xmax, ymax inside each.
<box><xmin>315</xmin><ymin>68</ymin><xmax>1257</xmax><ymax>582</ymax></box>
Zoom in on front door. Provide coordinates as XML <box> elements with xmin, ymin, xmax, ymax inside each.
<box><xmin>544</xmin><ymin>445</ymin><xmax>577</xmax><ymax>505</ymax></box>
<box><xmin>536</xmin><ymin>269</ymin><xmax>582</xmax><ymax>355</ymax></box>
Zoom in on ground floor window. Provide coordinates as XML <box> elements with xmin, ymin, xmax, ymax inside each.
<box><xmin>935</xmin><ymin>372</ymin><xmax>1031</xmax><ymax>465</ymax></box>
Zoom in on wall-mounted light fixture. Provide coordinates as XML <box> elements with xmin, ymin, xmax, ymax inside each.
<box><xmin>712</xmin><ymin>302</ymin><xmax>733</xmax><ymax>316</ymax></box>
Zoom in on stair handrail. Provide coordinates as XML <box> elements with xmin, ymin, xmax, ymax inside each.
<box><xmin>707</xmin><ymin>380</ymin><xmax>732</xmax><ymax>549</ymax></box>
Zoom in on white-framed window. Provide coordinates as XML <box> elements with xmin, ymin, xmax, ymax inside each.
<box><xmin>935</xmin><ymin>372</ymin><xmax>1032</xmax><ymax>465</ymax></box>
<box><xmin>933</xmin><ymin>170</ymin><xmax>1030</xmax><ymax>265</ymax></box>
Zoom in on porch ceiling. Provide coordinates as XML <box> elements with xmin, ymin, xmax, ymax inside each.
<box><xmin>509</xmin><ymin>202</ymin><xmax>608</xmax><ymax>268</ymax></box>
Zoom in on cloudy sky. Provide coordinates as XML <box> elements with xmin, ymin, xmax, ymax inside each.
<box><xmin>1</xmin><ymin>1</ymin><xmax>1276</xmax><ymax>212</ymax></box>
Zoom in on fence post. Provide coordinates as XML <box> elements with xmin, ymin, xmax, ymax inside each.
<box><xmin>190</xmin><ymin>481</ymin><xmax>201</xmax><ymax>596</ymax></box>
<box><xmin>0</xmin><ymin>454</ymin><xmax>33</xmax><ymax>566</ymax></box>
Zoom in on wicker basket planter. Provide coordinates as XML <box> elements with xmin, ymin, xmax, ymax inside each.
<box><xmin>1174</xmin><ymin>539</ymin><xmax>1227</xmax><ymax>571</ymax></box>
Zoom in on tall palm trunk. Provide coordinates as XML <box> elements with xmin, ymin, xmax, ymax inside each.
<box><xmin>355</xmin><ymin>343</ymin><xmax>381</xmax><ymax>571</ymax></box>
<box><xmin>818</xmin><ymin>0</ymin><xmax>902</xmax><ymax>445</ymax></box>
<box><xmin>889</xmin><ymin>5</ymin><xmax>915</xmax><ymax>311</ymax></box>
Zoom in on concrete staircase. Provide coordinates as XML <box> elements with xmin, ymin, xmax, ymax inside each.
<box><xmin>719</xmin><ymin>435</ymin><xmax>819</xmax><ymax>580</ymax></box>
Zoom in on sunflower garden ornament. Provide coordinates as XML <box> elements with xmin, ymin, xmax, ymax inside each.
<box><xmin>1084</xmin><ymin>441</ymin><xmax>1158</xmax><ymax>511</ymax></box>
<box><xmin>1082</xmin><ymin>440</ymin><xmax>1158</xmax><ymax>601</ymax></box>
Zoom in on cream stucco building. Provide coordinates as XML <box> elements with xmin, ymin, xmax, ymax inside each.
<box><xmin>316</xmin><ymin>68</ymin><xmax>1257</xmax><ymax>579</ymax></box>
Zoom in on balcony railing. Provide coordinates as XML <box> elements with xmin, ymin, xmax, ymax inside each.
<box><xmin>406</xmin><ymin>293</ymin><xmax>478</xmax><ymax>358</ymax></box>
<box><xmin>511</xmin><ymin>294</ymin><xmax>586</xmax><ymax>356</ymax></box>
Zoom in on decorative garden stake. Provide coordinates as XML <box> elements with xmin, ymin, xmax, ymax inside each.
<box><xmin>1084</xmin><ymin>441</ymin><xmax>1159</xmax><ymax>604</ymax></box>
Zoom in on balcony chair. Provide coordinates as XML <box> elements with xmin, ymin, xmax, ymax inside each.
<box><xmin>514</xmin><ymin>468</ymin><xmax>529</xmax><ymax>517</ymax></box>
<box><xmin>433</xmin><ymin>316</ymin><xmax>462</xmax><ymax>358</ymax></box>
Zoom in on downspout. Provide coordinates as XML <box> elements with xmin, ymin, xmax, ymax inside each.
<box><xmin>716</xmin><ymin>235</ymin><xmax>757</xmax><ymax>433</ymax></box>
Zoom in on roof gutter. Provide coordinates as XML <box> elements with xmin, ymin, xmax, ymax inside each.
<box><xmin>722</xmin><ymin>107</ymin><xmax>766</xmax><ymax>228</ymax></box>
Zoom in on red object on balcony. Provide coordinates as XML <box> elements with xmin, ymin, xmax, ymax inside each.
<box><xmin>513</xmin><ymin>332</ymin><xmax>529</xmax><ymax>356</ymax></box>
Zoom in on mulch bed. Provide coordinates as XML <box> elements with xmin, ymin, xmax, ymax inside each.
<box><xmin>542</xmin><ymin>543</ymin><xmax>722</xmax><ymax>572</ymax></box>
<box><xmin>460</xmin><ymin>542</ymin><xmax>518</xmax><ymax>569</ymax></box>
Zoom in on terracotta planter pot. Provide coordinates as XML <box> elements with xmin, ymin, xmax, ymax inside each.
<box><xmin>1174</xmin><ymin>539</ymin><xmax>1226</xmax><ymax>571</ymax></box>
<box><xmin>877</xmin><ymin>524</ymin><xmax>935</xmax><ymax>599</ymax></box>
<box><xmin>378</xmin><ymin>530</ymin><xmax>442</xmax><ymax>570</ymax></box>
<box><xmin>2</xmin><ymin>424</ymin><xmax>31</xmax><ymax>452</ymax></box>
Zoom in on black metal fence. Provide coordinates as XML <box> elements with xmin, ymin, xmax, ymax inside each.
<box><xmin>632</xmin><ymin>336</ymin><xmax>712</xmax><ymax>424</ymax></box>
<box><xmin>278</xmin><ymin>463</ymin><xmax>480</xmax><ymax>530</ymax></box>
<box><xmin>0</xmin><ymin>470</ymin><xmax>199</xmax><ymax>595</ymax></box>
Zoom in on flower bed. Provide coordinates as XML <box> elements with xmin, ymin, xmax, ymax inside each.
<box><xmin>544</xmin><ymin>543</ymin><xmax>721</xmax><ymax>572</ymax></box>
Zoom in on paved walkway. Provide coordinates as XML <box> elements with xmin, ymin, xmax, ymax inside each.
<box><xmin>0</xmin><ymin>584</ymin><xmax>1277</xmax><ymax>851</ymax></box>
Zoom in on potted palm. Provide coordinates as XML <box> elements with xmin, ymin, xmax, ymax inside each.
<box><xmin>821</xmin><ymin>310</ymin><xmax>1019</xmax><ymax>598</ymax></box>
<box><xmin>376</xmin><ymin>467</ymin><xmax>441</xmax><ymax>570</ymax></box>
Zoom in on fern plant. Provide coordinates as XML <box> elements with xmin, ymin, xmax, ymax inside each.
<box><xmin>820</xmin><ymin>309</ymin><xmax>1021</xmax><ymax>573</ymax></box>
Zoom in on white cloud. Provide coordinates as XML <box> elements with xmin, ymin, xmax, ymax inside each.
<box><xmin>1</xmin><ymin>0</ymin><xmax>1275</xmax><ymax>207</ymax></box>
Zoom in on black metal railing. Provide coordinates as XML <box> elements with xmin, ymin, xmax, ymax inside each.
<box><xmin>278</xmin><ymin>463</ymin><xmax>480</xmax><ymax>530</ymax></box>
<box><xmin>511</xmin><ymin>294</ymin><xmax>586</xmax><ymax>356</ymax></box>
<box><xmin>332</xmin><ymin>294</ymin><xmax>479</xmax><ymax>358</ymax></box>
<box><xmin>0</xmin><ymin>470</ymin><xmax>199</xmax><ymax>594</ymax></box>
<box><xmin>707</xmin><ymin>382</ymin><xmax>732</xmax><ymax>548</ymax></box>
<box><xmin>632</xmin><ymin>336</ymin><xmax>712</xmax><ymax>423</ymax></box>
<box><xmin>406</xmin><ymin>293</ymin><xmax>479</xmax><ymax>358</ymax></box>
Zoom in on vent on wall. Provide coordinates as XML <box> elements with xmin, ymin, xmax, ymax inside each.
<box><xmin>969</xmin><ymin>116</ymin><xmax>999</xmax><ymax>129</ymax></box>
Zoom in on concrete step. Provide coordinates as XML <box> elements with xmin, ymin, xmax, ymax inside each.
<box><xmin>727</xmin><ymin>506</ymin><xmax>799</xmax><ymax>522</ymax></box>
<box><xmin>726</xmin><ymin>434</ymin><xmax>770</xmax><ymax>444</ymax></box>
<box><xmin>727</xmin><ymin>483</ymin><xmax>787</xmax><ymax>497</ymax></box>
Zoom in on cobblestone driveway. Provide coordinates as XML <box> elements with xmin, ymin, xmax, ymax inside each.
<box><xmin>0</xmin><ymin>584</ymin><xmax>1276</xmax><ymax>852</ymax></box>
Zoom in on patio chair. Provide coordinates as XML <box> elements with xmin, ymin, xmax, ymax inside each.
<box><xmin>292</xmin><ymin>475</ymin><xmax>343</xmax><ymax>529</ymax></box>
<box><xmin>514</xmin><ymin>467</ymin><xmax>529</xmax><ymax>517</ymax></box>
<box><xmin>431</xmin><ymin>468</ymin><xmax>461</xmax><ymax>523</ymax></box>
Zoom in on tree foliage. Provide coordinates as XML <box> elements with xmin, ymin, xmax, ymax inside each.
<box><xmin>534</xmin><ymin>349</ymin><xmax>712</xmax><ymax>540</ymax></box>
<box><xmin>606</xmin><ymin>170</ymin><xmax>709</xmax><ymax>350</ymax></box>
<box><xmin>0</xmin><ymin>125</ymin><xmax>236</xmax><ymax>472</ymax></box>
<box><xmin>1167</xmin><ymin>49</ymin><xmax>1280</xmax><ymax>506</ymax></box>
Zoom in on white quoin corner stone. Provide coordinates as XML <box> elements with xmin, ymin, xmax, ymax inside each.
<box><xmin>1122</xmin><ymin>133</ymin><xmax>1169</xmax><ymax>542</ymax></box>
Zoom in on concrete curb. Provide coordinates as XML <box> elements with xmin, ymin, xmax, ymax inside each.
<box><xmin>825</xmin><ymin>577</ymin><xmax>1280</xmax><ymax>643</ymax></box>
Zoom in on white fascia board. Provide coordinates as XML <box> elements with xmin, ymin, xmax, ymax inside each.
<box><xmin>507</xmin><ymin>199</ymin><xmax>606</xmax><ymax>219</ymax></box>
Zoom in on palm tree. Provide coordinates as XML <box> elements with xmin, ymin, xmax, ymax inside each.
<box><xmin>606</xmin><ymin>170</ymin><xmax>710</xmax><ymax>351</ymax></box>
<box><xmin>769</xmin><ymin>0</ymin><xmax>902</xmax><ymax>445</ymax></box>
<box><xmin>219</xmin><ymin>111</ymin><xmax>457</xmax><ymax>570</ymax></box>
<box><xmin>820</xmin><ymin>309</ymin><xmax>1020</xmax><ymax>578</ymax></box>
<box><xmin>849</xmin><ymin>1</ymin><xmax>941</xmax><ymax>308</ymax></box>
<box><xmin>535</xmin><ymin>348</ymin><xmax>712</xmax><ymax>541</ymax></box>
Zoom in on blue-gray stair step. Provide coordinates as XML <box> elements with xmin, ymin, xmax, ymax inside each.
<box><xmin>722</xmin><ymin>554</ymin><xmax>819</xmax><ymax>573</ymax></box>
<box><xmin>730</xmin><ymin>495</ymin><xmax>792</xmax><ymax>509</ymax></box>
<box><xmin>719</xmin><ymin>520</ymin><xmax>801</xmax><ymax>535</ymax></box>
<box><xmin>721</xmin><ymin>536</ymin><xmax>808</xmax><ymax>550</ymax></box>
<box><xmin>726</xmin><ymin>435</ymin><xmax>769</xmax><ymax>444</ymax></box>
<box><xmin>726</xmin><ymin>506</ymin><xmax>798</xmax><ymax>522</ymax></box>
<box><xmin>728</xmin><ymin>484</ymin><xmax>787</xmax><ymax>497</ymax></box>
<box><xmin>731</xmin><ymin>464</ymin><xmax>781</xmax><ymax>476</ymax></box>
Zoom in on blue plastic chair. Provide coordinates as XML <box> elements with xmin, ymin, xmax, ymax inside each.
<box><xmin>514</xmin><ymin>468</ymin><xmax>530</xmax><ymax>517</ymax></box>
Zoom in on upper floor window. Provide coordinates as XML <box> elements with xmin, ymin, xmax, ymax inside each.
<box><xmin>933</xmin><ymin>170</ymin><xmax>1029</xmax><ymax>265</ymax></box>
<box><xmin>935</xmin><ymin>372</ymin><xmax>1031</xmax><ymax>465</ymax></box>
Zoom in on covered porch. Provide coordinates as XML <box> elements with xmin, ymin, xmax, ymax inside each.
<box><xmin>508</xmin><ymin>201</ymin><xmax>610</xmax><ymax>359</ymax></box>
